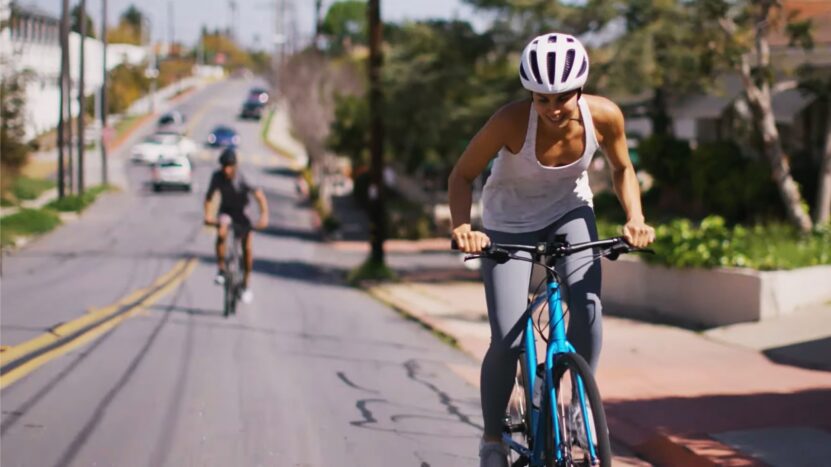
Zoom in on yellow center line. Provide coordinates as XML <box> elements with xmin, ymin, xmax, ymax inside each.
<box><xmin>0</xmin><ymin>259</ymin><xmax>198</xmax><ymax>390</ymax></box>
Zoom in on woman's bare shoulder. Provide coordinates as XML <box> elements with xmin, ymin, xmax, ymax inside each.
<box><xmin>584</xmin><ymin>94</ymin><xmax>624</xmax><ymax>130</ymax></box>
<box><xmin>489</xmin><ymin>99</ymin><xmax>531</xmax><ymax>136</ymax></box>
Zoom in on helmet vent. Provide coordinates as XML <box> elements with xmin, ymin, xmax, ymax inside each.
<box><xmin>566</xmin><ymin>37</ymin><xmax>574</xmax><ymax>43</ymax></box>
<box><xmin>529</xmin><ymin>50</ymin><xmax>543</xmax><ymax>84</ymax></box>
<box><xmin>546</xmin><ymin>52</ymin><xmax>557</xmax><ymax>85</ymax></box>
<box><xmin>519</xmin><ymin>64</ymin><xmax>529</xmax><ymax>81</ymax></box>
<box><xmin>576</xmin><ymin>58</ymin><xmax>588</xmax><ymax>79</ymax></box>
<box><xmin>562</xmin><ymin>49</ymin><xmax>575</xmax><ymax>82</ymax></box>
<box><xmin>547</xmin><ymin>35</ymin><xmax>557</xmax><ymax>43</ymax></box>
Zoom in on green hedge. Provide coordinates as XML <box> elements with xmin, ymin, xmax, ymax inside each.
<box><xmin>598</xmin><ymin>216</ymin><xmax>831</xmax><ymax>270</ymax></box>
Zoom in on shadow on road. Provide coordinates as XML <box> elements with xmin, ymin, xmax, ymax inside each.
<box><xmin>261</xmin><ymin>166</ymin><xmax>301</xmax><ymax>178</ymax></box>
<box><xmin>605</xmin><ymin>388</ymin><xmax>831</xmax><ymax>465</ymax></box>
<box><xmin>146</xmin><ymin>303</ymin><xmax>224</xmax><ymax>317</ymax></box>
<box><xmin>256</xmin><ymin>224</ymin><xmax>321</xmax><ymax>242</ymax></box>
<box><xmin>192</xmin><ymin>254</ymin><xmax>347</xmax><ymax>286</ymax></box>
<box><xmin>764</xmin><ymin>337</ymin><xmax>831</xmax><ymax>372</ymax></box>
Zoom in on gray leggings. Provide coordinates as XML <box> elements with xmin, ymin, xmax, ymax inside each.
<box><xmin>480</xmin><ymin>206</ymin><xmax>602</xmax><ymax>437</ymax></box>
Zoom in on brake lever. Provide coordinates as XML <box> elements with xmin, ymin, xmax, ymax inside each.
<box><xmin>489</xmin><ymin>248</ymin><xmax>512</xmax><ymax>264</ymax></box>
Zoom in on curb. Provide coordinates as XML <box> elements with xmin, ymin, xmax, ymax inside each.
<box><xmin>365</xmin><ymin>286</ymin><xmax>460</xmax><ymax>349</ymax></box>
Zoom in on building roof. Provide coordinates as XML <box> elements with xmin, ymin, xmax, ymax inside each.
<box><xmin>669</xmin><ymin>74</ymin><xmax>745</xmax><ymax>120</ymax></box>
<box><xmin>670</xmin><ymin>73</ymin><xmax>819</xmax><ymax>125</ymax></box>
<box><xmin>772</xmin><ymin>87</ymin><xmax>817</xmax><ymax>124</ymax></box>
<box><xmin>770</xmin><ymin>0</ymin><xmax>831</xmax><ymax>47</ymax></box>
<box><xmin>11</xmin><ymin>2</ymin><xmax>58</xmax><ymax>23</ymax></box>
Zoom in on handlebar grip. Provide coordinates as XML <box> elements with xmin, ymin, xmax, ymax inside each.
<box><xmin>450</xmin><ymin>239</ymin><xmax>459</xmax><ymax>250</ymax></box>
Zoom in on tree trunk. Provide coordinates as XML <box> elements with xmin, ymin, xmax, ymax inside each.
<box><xmin>650</xmin><ymin>87</ymin><xmax>672</xmax><ymax>137</ymax></box>
<box><xmin>739</xmin><ymin>2</ymin><xmax>812</xmax><ymax>233</ymax></box>
<box><xmin>814</xmin><ymin>101</ymin><xmax>831</xmax><ymax>225</ymax></box>
<box><xmin>750</xmin><ymin>93</ymin><xmax>813</xmax><ymax>232</ymax></box>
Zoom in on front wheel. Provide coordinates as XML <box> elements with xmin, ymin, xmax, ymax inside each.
<box><xmin>223</xmin><ymin>273</ymin><xmax>233</xmax><ymax>318</ymax></box>
<box><xmin>505</xmin><ymin>355</ymin><xmax>532</xmax><ymax>465</ymax></box>
<box><xmin>544</xmin><ymin>353</ymin><xmax>611</xmax><ymax>467</ymax></box>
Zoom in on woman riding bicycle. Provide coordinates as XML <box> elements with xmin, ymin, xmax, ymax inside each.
<box><xmin>447</xmin><ymin>32</ymin><xmax>655</xmax><ymax>467</ymax></box>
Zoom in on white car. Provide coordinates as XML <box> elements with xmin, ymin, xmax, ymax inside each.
<box><xmin>152</xmin><ymin>156</ymin><xmax>192</xmax><ymax>191</ymax></box>
<box><xmin>131</xmin><ymin>133</ymin><xmax>198</xmax><ymax>164</ymax></box>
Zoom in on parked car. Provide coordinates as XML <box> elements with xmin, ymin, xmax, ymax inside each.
<box><xmin>152</xmin><ymin>156</ymin><xmax>193</xmax><ymax>191</ymax></box>
<box><xmin>239</xmin><ymin>99</ymin><xmax>265</xmax><ymax>120</ymax></box>
<box><xmin>131</xmin><ymin>132</ymin><xmax>198</xmax><ymax>164</ymax></box>
<box><xmin>156</xmin><ymin>111</ymin><xmax>186</xmax><ymax>134</ymax></box>
<box><xmin>248</xmin><ymin>87</ymin><xmax>269</xmax><ymax>104</ymax></box>
<box><xmin>206</xmin><ymin>125</ymin><xmax>239</xmax><ymax>147</ymax></box>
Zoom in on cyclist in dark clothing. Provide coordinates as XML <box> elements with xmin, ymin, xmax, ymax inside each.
<box><xmin>203</xmin><ymin>148</ymin><xmax>269</xmax><ymax>304</ymax></box>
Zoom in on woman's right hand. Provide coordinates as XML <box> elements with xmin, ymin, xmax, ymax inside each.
<box><xmin>451</xmin><ymin>224</ymin><xmax>491</xmax><ymax>253</ymax></box>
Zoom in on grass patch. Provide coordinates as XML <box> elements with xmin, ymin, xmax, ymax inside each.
<box><xmin>114</xmin><ymin>114</ymin><xmax>145</xmax><ymax>139</ymax></box>
<box><xmin>12</xmin><ymin>176</ymin><xmax>55</xmax><ymax>201</ymax></box>
<box><xmin>347</xmin><ymin>257</ymin><xmax>398</xmax><ymax>285</ymax></box>
<box><xmin>1</xmin><ymin>197</ymin><xmax>16</xmax><ymax>207</ymax></box>
<box><xmin>0</xmin><ymin>208</ymin><xmax>62</xmax><ymax>247</ymax></box>
<box><xmin>45</xmin><ymin>185</ymin><xmax>111</xmax><ymax>212</ymax></box>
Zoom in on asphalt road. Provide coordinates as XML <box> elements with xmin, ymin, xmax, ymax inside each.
<box><xmin>1</xmin><ymin>79</ymin><xmax>483</xmax><ymax>466</ymax></box>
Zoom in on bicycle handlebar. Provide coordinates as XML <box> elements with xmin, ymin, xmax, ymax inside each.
<box><xmin>451</xmin><ymin>236</ymin><xmax>651</xmax><ymax>262</ymax></box>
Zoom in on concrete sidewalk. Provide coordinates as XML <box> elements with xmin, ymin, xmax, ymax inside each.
<box><xmin>363</xmin><ymin>271</ymin><xmax>831</xmax><ymax>466</ymax></box>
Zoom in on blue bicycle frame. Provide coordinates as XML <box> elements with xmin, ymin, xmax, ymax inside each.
<box><xmin>502</xmin><ymin>271</ymin><xmax>598</xmax><ymax>465</ymax></box>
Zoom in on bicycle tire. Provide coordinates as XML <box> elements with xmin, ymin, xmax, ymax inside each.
<box><xmin>505</xmin><ymin>355</ymin><xmax>533</xmax><ymax>465</ymax></box>
<box><xmin>223</xmin><ymin>274</ymin><xmax>233</xmax><ymax>317</ymax></box>
<box><xmin>223</xmin><ymin>232</ymin><xmax>240</xmax><ymax>318</ymax></box>
<box><xmin>544</xmin><ymin>353</ymin><xmax>611</xmax><ymax>467</ymax></box>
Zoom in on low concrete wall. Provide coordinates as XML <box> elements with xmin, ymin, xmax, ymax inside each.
<box><xmin>601</xmin><ymin>257</ymin><xmax>831</xmax><ymax>328</ymax></box>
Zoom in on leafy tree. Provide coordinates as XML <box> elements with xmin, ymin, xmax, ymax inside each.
<box><xmin>321</xmin><ymin>0</ymin><xmax>367</xmax><ymax>53</ymax></box>
<box><xmin>382</xmin><ymin>20</ymin><xmax>513</xmax><ymax>175</ymax></box>
<box><xmin>71</xmin><ymin>4</ymin><xmax>96</xmax><ymax>39</ymax></box>
<box><xmin>796</xmin><ymin>65</ymin><xmax>831</xmax><ymax>225</ymax></box>
<box><xmin>698</xmin><ymin>0</ymin><xmax>815</xmax><ymax>232</ymax></box>
<box><xmin>0</xmin><ymin>71</ymin><xmax>31</xmax><ymax>176</ymax></box>
<box><xmin>106</xmin><ymin>5</ymin><xmax>145</xmax><ymax>44</ymax></box>
<box><xmin>201</xmin><ymin>32</ymin><xmax>252</xmax><ymax>69</ymax></box>
<box><xmin>121</xmin><ymin>5</ymin><xmax>144</xmax><ymax>34</ymax></box>
<box><xmin>107</xmin><ymin>64</ymin><xmax>149</xmax><ymax>114</ymax></box>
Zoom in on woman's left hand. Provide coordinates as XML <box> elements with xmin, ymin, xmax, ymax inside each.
<box><xmin>623</xmin><ymin>219</ymin><xmax>655</xmax><ymax>248</ymax></box>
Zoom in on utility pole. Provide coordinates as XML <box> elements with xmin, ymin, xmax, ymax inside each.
<box><xmin>228</xmin><ymin>0</ymin><xmax>237</xmax><ymax>41</ymax></box>
<box><xmin>101</xmin><ymin>0</ymin><xmax>108</xmax><ymax>185</ymax></box>
<box><xmin>57</xmin><ymin>0</ymin><xmax>69</xmax><ymax>199</ymax></box>
<box><xmin>367</xmin><ymin>0</ymin><xmax>385</xmax><ymax>265</ymax></box>
<box><xmin>314</xmin><ymin>0</ymin><xmax>322</xmax><ymax>42</ymax></box>
<box><xmin>77</xmin><ymin>0</ymin><xmax>86</xmax><ymax>194</ymax></box>
<box><xmin>64</xmin><ymin>0</ymin><xmax>74</xmax><ymax>194</ymax></box>
<box><xmin>168</xmin><ymin>1</ymin><xmax>174</xmax><ymax>55</ymax></box>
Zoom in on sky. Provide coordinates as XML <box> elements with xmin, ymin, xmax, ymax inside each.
<box><xmin>29</xmin><ymin>0</ymin><xmax>492</xmax><ymax>49</ymax></box>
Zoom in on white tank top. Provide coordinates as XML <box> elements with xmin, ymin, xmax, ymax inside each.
<box><xmin>482</xmin><ymin>97</ymin><xmax>599</xmax><ymax>232</ymax></box>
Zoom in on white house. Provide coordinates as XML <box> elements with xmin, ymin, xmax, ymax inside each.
<box><xmin>0</xmin><ymin>1</ymin><xmax>147</xmax><ymax>140</ymax></box>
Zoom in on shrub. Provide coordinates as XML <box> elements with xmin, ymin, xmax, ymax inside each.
<box><xmin>599</xmin><ymin>216</ymin><xmax>831</xmax><ymax>270</ymax></box>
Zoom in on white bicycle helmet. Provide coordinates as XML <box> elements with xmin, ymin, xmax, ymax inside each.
<box><xmin>519</xmin><ymin>33</ymin><xmax>589</xmax><ymax>94</ymax></box>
